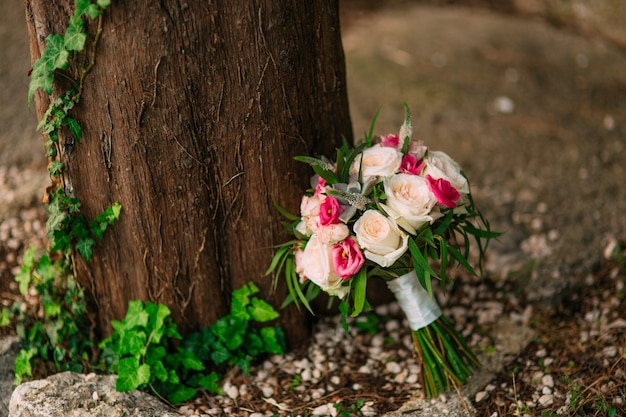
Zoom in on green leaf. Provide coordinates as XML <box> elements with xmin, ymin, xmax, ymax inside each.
<box><xmin>196</xmin><ymin>372</ymin><xmax>221</xmax><ymax>393</ymax></box>
<box><xmin>35</xmin><ymin>255</ymin><xmax>56</xmax><ymax>283</ymax></box>
<box><xmin>145</xmin><ymin>302</ymin><xmax>171</xmax><ymax>344</ymax></box>
<box><xmin>14</xmin><ymin>348</ymin><xmax>36</xmax><ymax>385</ymax></box>
<box><xmin>28</xmin><ymin>34</ymin><xmax>70</xmax><ymax>103</ymax></box>
<box><xmin>271</xmin><ymin>199</ymin><xmax>299</xmax><ymax>222</ymax></box>
<box><xmin>75</xmin><ymin>238</ymin><xmax>95</xmax><ymax>260</ymax></box>
<box><xmin>15</xmin><ymin>269</ymin><xmax>32</xmax><ymax>297</ymax></box>
<box><xmin>84</xmin><ymin>3</ymin><xmax>102</xmax><ymax>19</ymax></box>
<box><xmin>124</xmin><ymin>300</ymin><xmax>149</xmax><ymax>329</ymax></box>
<box><xmin>74</xmin><ymin>0</ymin><xmax>92</xmax><ymax>16</ymax></box>
<box><xmin>209</xmin><ymin>341</ymin><xmax>231</xmax><ymax>365</ymax></box>
<box><xmin>65</xmin><ymin>117</ymin><xmax>82</xmax><ymax>142</ymax></box>
<box><xmin>118</xmin><ymin>329</ymin><xmax>147</xmax><ymax>357</ymax></box>
<box><xmin>231</xmin><ymin>282</ymin><xmax>256</xmax><ymax>318</ymax></box>
<box><xmin>260</xmin><ymin>327</ymin><xmax>285</xmax><ymax>354</ymax></box>
<box><xmin>44</xmin><ymin>303</ymin><xmax>62</xmax><ymax>318</ymax></box>
<box><xmin>47</xmin><ymin>160</ymin><xmax>65</xmax><ymax>178</ymax></box>
<box><xmin>212</xmin><ymin>316</ymin><xmax>246</xmax><ymax>350</ymax></box>
<box><xmin>247</xmin><ymin>298</ymin><xmax>279</xmax><ymax>323</ymax></box>
<box><xmin>151</xmin><ymin>359</ymin><xmax>168</xmax><ymax>382</ymax></box>
<box><xmin>97</xmin><ymin>0</ymin><xmax>112</xmax><ymax>8</ymax></box>
<box><xmin>64</xmin><ymin>16</ymin><xmax>86</xmax><ymax>51</ymax></box>
<box><xmin>0</xmin><ymin>308</ymin><xmax>10</xmax><ymax>327</ymax></box>
<box><xmin>364</xmin><ymin>107</ymin><xmax>382</xmax><ymax>146</ymax></box>
<box><xmin>351</xmin><ymin>268</ymin><xmax>368</xmax><ymax>317</ymax></box>
<box><xmin>166</xmin><ymin>386</ymin><xmax>197</xmax><ymax>404</ymax></box>
<box><xmin>116</xmin><ymin>357</ymin><xmax>150</xmax><ymax>391</ymax></box>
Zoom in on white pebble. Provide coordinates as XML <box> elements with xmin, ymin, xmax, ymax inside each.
<box><xmin>603</xmin><ymin>346</ymin><xmax>618</xmax><ymax>358</ymax></box>
<box><xmin>542</xmin><ymin>374</ymin><xmax>555</xmax><ymax>388</ymax></box>
<box><xmin>539</xmin><ymin>394</ymin><xmax>554</xmax><ymax>406</ymax></box>
<box><xmin>330</xmin><ymin>375</ymin><xmax>341</xmax><ymax>385</ymax></box>
<box><xmin>385</xmin><ymin>362</ymin><xmax>401</xmax><ymax>374</ymax></box>
<box><xmin>92</xmin><ymin>391</ymin><xmax>99</xmax><ymax>401</ymax></box>
<box><xmin>475</xmin><ymin>391</ymin><xmax>488</xmax><ymax>402</ymax></box>
<box><xmin>311</xmin><ymin>403</ymin><xmax>334</xmax><ymax>416</ymax></box>
<box><xmin>261</xmin><ymin>385</ymin><xmax>274</xmax><ymax>398</ymax></box>
<box><xmin>224</xmin><ymin>384</ymin><xmax>238</xmax><ymax>400</ymax></box>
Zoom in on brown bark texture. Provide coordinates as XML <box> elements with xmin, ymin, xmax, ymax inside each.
<box><xmin>24</xmin><ymin>0</ymin><xmax>353</xmax><ymax>347</ymax></box>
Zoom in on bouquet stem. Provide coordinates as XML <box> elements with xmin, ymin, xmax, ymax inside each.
<box><xmin>411</xmin><ymin>315</ymin><xmax>480</xmax><ymax>397</ymax></box>
<box><xmin>387</xmin><ymin>270</ymin><xmax>480</xmax><ymax>398</ymax></box>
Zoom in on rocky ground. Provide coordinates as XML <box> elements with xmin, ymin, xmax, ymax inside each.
<box><xmin>1</xmin><ymin>1</ymin><xmax>626</xmax><ymax>417</ymax></box>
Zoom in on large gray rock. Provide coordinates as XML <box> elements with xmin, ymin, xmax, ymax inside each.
<box><xmin>0</xmin><ymin>337</ymin><xmax>20</xmax><ymax>417</ymax></box>
<box><xmin>9</xmin><ymin>372</ymin><xmax>182</xmax><ymax>417</ymax></box>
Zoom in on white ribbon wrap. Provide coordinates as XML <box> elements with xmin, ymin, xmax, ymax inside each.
<box><xmin>386</xmin><ymin>270</ymin><xmax>442</xmax><ymax>331</ymax></box>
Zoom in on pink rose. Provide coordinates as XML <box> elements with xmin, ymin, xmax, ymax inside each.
<box><xmin>332</xmin><ymin>237</ymin><xmax>365</xmax><ymax>278</ymax></box>
<box><xmin>425</xmin><ymin>174</ymin><xmax>460</xmax><ymax>208</ymax></box>
<box><xmin>399</xmin><ymin>154</ymin><xmax>424</xmax><ymax>175</ymax></box>
<box><xmin>380</xmin><ymin>133</ymin><xmax>400</xmax><ymax>149</ymax></box>
<box><xmin>314</xmin><ymin>176</ymin><xmax>327</xmax><ymax>195</ymax></box>
<box><xmin>319</xmin><ymin>196</ymin><xmax>341</xmax><ymax>225</ymax></box>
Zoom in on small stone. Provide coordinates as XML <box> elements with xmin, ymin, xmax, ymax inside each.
<box><xmin>475</xmin><ymin>391</ymin><xmax>488</xmax><ymax>402</ymax></box>
<box><xmin>311</xmin><ymin>403</ymin><xmax>334</xmax><ymax>416</ymax></box>
<box><xmin>250</xmin><ymin>414</ymin><xmax>264</xmax><ymax>417</ymax></box>
<box><xmin>330</xmin><ymin>375</ymin><xmax>341</xmax><ymax>385</ymax></box>
<box><xmin>542</xmin><ymin>386</ymin><xmax>552</xmax><ymax>395</ymax></box>
<box><xmin>92</xmin><ymin>391</ymin><xmax>99</xmax><ymax>401</ymax></box>
<box><xmin>535</xmin><ymin>348</ymin><xmax>547</xmax><ymax>358</ymax></box>
<box><xmin>385</xmin><ymin>361</ymin><xmax>401</xmax><ymax>374</ymax></box>
<box><xmin>261</xmin><ymin>385</ymin><xmax>274</xmax><ymax>398</ymax></box>
<box><xmin>224</xmin><ymin>384</ymin><xmax>238</xmax><ymax>400</ymax></box>
<box><xmin>603</xmin><ymin>346</ymin><xmax>618</xmax><ymax>358</ymax></box>
<box><xmin>542</xmin><ymin>374</ymin><xmax>555</xmax><ymax>388</ymax></box>
<box><xmin>538</xmin><ymin>394</ymin><xmax>554</xmax><ymax>406</ymax></box>
<box><xmin>301</xmin><ymin>368</ymin><xmax>312</xmax><ymax>381</ymax></box>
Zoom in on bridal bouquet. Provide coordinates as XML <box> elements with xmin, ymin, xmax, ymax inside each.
<box><xmin>267</xmin><ymin>105</ymin><xmax>499</xmax><ymax>397</ymax></box>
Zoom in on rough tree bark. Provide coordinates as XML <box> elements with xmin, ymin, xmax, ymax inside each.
<box><xmin>24</xmin><ymin>0</ymin><xmax>352</xmax><ymax>346</ymax></box>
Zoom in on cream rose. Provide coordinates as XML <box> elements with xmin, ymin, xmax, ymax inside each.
<box><xmin>383</xmin><ymin>173</ymin><xmax>438</xmax><ymax>230</ymax></box>
<box><xmin>353</xmin><ymin>210</ymin><xmax>409</xmax><ymax>267</ymax></box>
<box><xmin>351</xmin><ymin>145</ymin><xmax>403</xmax><ymax>182</ymax></box>
<box><xmin>423</xmin><ymin>150</ymin><xmax>469</xmax><ymax>195</ymax></box>
<box><xmin>297</xmin><ymin>235</ymin><xmax>348</xmax><ymax>298</ymax></box>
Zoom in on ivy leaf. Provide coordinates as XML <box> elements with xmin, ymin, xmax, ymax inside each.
<box><xmin>97</xmin><ymin>0</ymin><xmax>111</xmax><ymax>8</ymax></box>
<box><xmin>74</xmin><ymin>0</ymin><xmax>92</xmax><ymax>17</ymax></box>
<box><xmin>84</xmin><ymin>3</ymin><xmax>102</xmax><ymax>19</ymax></box>
<box><xmin>195</xmin><ymin>372</ymin><xmax>221</xmax><ymax>393</ymax></box>
<box><xmin>15</xmin><ymin>268</ymin><xmax>32</xmax><ymax>297</ymax></box>
<box><xmin>48</xmin><ymin>160</ymin><xmax>65</xmax><ymax>178</ymax></box>
<box><xmin>64</xmin><ymin>15</ymin><xmax>86</xmax><ymax>52</ymax></box>
<box><xmin>124</xmin><ymin>300</ymin><xmax>150</xmax><ymax>329</ymax></box>
<box><xmin>75</xmin><ymin>238</ymin><xmax>95</xmax><ymax>261</ymax></box>
<box><xmin>231</xmin><ymin>282</ymin><xmax>257</xmax><ymax>319</ymax></box>
<box><xmin>28</xmin><ymin>34</ymin><xmax>70</xmax><ymax>104</ymax></box>
<box><xmin>35</xmin><ymin>255</ymin><xmax>56</xmax><ymax>283</ymax></box>
<box><xmin>166</xmin><ymin>386</ymin><xmax>197</xmax><ymax>405</ymax></box>
<box><xmin>145</xmin><ymin>302</ymin><xmax>171</xmax><ymax>344</ymax></box>
<box><xmin>247</xmin><ymin>298</ymin><xmax>279</xmax><ymax>323</ymax></box>
<box><xmin>14</xmin><ymin>348</ymin><xmax>36</xmax><ymax>385</ymax></box>
<box><xmin>116</xmin><ymin>357</ymin><xmax>150</xmax><ymax>391</ymax></box>
<box><xmin>260</xmin><ymin>327</ymin><xmax>286</xmax><ymax>355</ymax></box>
<box><xmin>151</xmin><ymin>359</ymin><xmax>168</xmax><ymax>382</ymax></box>
<box><xmin>65</xmin><ymin>117</ymin><xmax>82</xmax><ymax>143</ymax></box>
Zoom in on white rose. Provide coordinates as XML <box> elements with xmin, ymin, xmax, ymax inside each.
<box><xmin>423</xmin><ymin>150</ymin><xmax>469</xmax><ymax>194</ymax></box>
<box><xmin>383</xmin><ymin>173</ymin><xmax>438</xmax><ymax>230</ymax></box>
<box><xmin>353</xmin><ymin>210</ymin><xmax>409</xmax><ymax>267</ymax></box>
<box><xmin>316</xmin><ymin>223</ymin><xmax>350</xmax><ymax>245</ymax></box>
<box><xmin>298</xmin><ymin>235</ymin><xmax>347</xmax><ymax>297</ymax></box>
<box><xmin>300</xmin><ymin>195</ymin><xmax>322</xmax><ymax>234</ymax></box>
<box><xmin>351</xmin><ymin>145</ymin><xmax>403</xmax><ymax>182</ymax></box>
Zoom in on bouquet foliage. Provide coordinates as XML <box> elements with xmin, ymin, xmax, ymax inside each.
<box><xmin>267</xmin><ymin>105</ymin><xmax>499</xmax><ymax>397</ymax></box>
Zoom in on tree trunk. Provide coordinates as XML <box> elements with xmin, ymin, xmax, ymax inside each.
<box><xmin>24</xmin><ymin>0</ymin><xmax>352</xmax><ymax>347</ymax></box>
